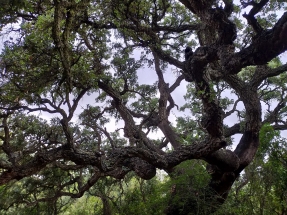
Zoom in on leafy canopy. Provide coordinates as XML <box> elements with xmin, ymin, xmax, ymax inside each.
<box><xmin>0</xmin><ymin>0</ymin><xmax>287</xmax><ymax>214</ymax></box>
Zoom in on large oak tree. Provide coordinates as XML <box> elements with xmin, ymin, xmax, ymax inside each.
<box><xmin>0</xmin><ymin>0</ymin><xmax>287</xmax><ymax>214</ymax></box>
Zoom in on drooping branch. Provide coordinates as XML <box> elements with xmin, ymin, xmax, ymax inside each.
<box><xmin>24</xmin><ymin>173</ymin><xmax>102</xmax><ymax>206</ymax></box>
<box><xmin>0</xmin><ymin>137</ymin><xmax>227</xmax><ymax>185</ymax></box>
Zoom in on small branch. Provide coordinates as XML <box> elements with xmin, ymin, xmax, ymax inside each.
<box><xmin>251</xmin><ymin>63</ymin><xmax>287</xmax><ymax>87</ymax></box>
<box><xmin>224</xmin><ymin>99</ymin><xmax>242</xmax><ymax>118</ymax></box>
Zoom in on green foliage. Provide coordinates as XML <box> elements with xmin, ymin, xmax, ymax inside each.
<box><xmin>113</xmin><ymin>176</ymin><xmax>166</xmax><ymax>215</ymax></box>
<box><xmin>61</xmin><ymin>161</ymin><xmax>211</xmax><ymax>215</ymax></box>
<box><xmin>163</xmin><ymin>160</ymin><xmax>214</xmax><ymax>215</ymax></box>
<box><xmin>0</xmin><ymin>0</ymin><xmax>287</xmax><ymax>214</ymax></box>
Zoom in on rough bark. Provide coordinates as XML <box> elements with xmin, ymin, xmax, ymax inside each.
<box><xmin>0</xmin><ymin>0</ymin><xmax>287</xmax><ymax>214</ymax></box>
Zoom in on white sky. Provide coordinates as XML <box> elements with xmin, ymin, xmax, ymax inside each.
<box><xmin>0</xmin><ymin>3</ymin><xmax>286</xmax><ymax>143</ymax></box>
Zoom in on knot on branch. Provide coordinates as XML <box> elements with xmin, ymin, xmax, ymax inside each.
<box><xmin>211</xmin><ymin>8</ymin><xmax>237</xmax><ymax>44</ymax></box>
<box><xmin>142</xmin><ymin>111</ymin><xmax>160</xmax><ymax>127</ymax></box>
<box><xmin>123</xmin><ymin>157</ymin><xmax>156</xmax><ymax>180</ymax></box>
<box><xmin>205</xmin><ymin>149</ymin><xmax>240</xmax><ymax>172</ymax></box>
<box><xmin>185</xmin><ymin>46</ymin><xmax>193</xmax><ymax>61</ymax></box>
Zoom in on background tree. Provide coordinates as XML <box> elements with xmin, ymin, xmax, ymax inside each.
<box><xmin>215</xmin><ymin>123</ymin><xmax>287</xmax><ymax>215</ymax></box>
<box><xmin>0</xmin><ymin>0</ymin><xmax>287</xmax><ymax>214</ymax></box>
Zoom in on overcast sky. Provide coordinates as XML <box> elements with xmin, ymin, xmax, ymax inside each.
<box><xmin>0</xmin><ymin>4</ymin><xmax>286</xmax><ymax>143</ymax></box>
